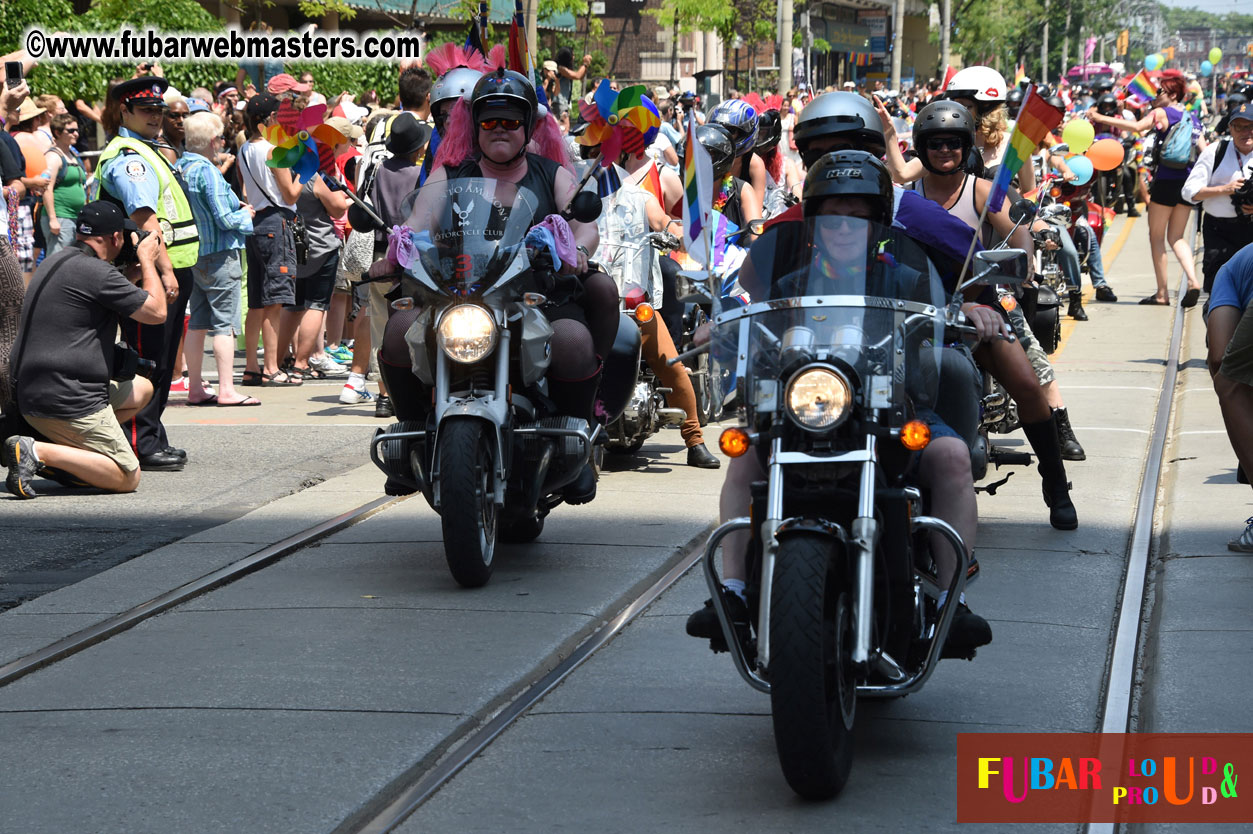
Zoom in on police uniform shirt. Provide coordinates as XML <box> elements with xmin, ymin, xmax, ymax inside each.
<box><xmin>101</xmin><ymin>127</ymin><xmax>164</xmax><ymax>216</ymax></box>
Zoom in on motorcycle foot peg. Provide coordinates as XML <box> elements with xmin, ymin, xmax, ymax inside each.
<box><xmin>657</xmin><ymin>408</ymin><xmax>687</xmax><ymax>424</ymax></box>
<box><xmin>655</xmin><ymin>387</ymin><xmax>674</xmax><ymax>395</ymax></box>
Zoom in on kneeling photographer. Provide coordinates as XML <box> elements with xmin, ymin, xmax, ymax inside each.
<box><xmin>1183</xmin><ymin>102</ymin><xmax>1253</xmax><ymax>293</ymax></box>
<box><xmin>3</xmin><ymin>202</ymin><xmax>166</xmax><ymax>498</ymax></box>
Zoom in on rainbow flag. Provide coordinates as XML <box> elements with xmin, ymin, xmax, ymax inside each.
<box><xmin>988</xmin><ymin>85</ymin><xmax>1064</xmax><ymax>213</ymax></box>
<box><xmin>1014</xmin><ymin>64</ymin><xmax>1027</xmax><ymax>86</ymax></box>
<box><xmin>508</xmin><ymin>0</ymin><xmax>549</xmax><ymax>109</ymax></box>
<box><xmin>682</xmin><ymin>114</ymin><xmax>713</xmax><ymax>266</ymax></box>
<box><xmin>1126</xmin><ymin>70</ymin><xmax>1158</xmax><ymax>106</ymax></box>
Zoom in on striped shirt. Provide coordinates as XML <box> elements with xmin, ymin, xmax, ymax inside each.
<box><xmin>176</xmin><ymin>151</ymin><xmax>253</xmax><ymax>256</ymax></box>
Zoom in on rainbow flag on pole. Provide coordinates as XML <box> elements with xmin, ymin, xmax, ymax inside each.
<box><xmin>682</xmin><ymin>115</ymin><xmax>713</xmax><ymax>266</ymax></box>
<box><xmin>988</xmin><ymin>85</ymin><xmax>1064</xmax><ymax>213</ymax></box>
<box><xmin>1125</xmin><ymin>70</ymin><xmax>1158</xmax><ymax>106</ymax></box>
<box><xmin>508</xmin><ymin>0</ymin><xmax>549</xmax><ymax>109</ymax></box>
<box><xmin>1014</xmin><ymin>64</ymin><xmax>1027</xmax><ymax>86</ymax></box>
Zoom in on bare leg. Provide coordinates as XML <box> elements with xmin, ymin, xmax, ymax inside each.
<box><xmin>277</xmin><ymin>307</ymin><xmax>303</xmax><ymax>368</ymax></box>
<box><xmin>293</xmin><ymin>309</ymin><xmax>324</xmax><ymax>369</ymax></box>
<box><xmin>211</xmin><ymin>334</ymin><xmax>248</xmax><ymax>403</ymax></box>
<box><xmin>718</xmin><ymin>452</ymin><xmax>765</xmax><ymax>583</ymax></box>
<box><xmin>184</xmin><ymin>329</ymin><xmax>213</xmax><ymax>404</ymax></box>
<box><xmin>244</xmin><ymin>308</ymin><xmax>263</xmax><ymax>374</ymax></box>
<box><xmin>33</xmin><ymin>442</ymin><xmax>140</xmax><ymax>492</ymax></box>
<box><xmin>325</xmin><ymin>292</ymin><xmax>349</xmax><ymax>348</ymax></box>
<box><xmin>918</xmin><ymin>437</ymin><xmax>977</xmax><ymax>587</ymax></box>
<box><xmin>1147</xmin><ymin>201</ymin><xmax>1171</xmax><ymax>302</ymax></box>
<box><xmin>260</xmin><ymin>305</ymin><xmax>282</xmax><ymax>376</ymax></box>
<box><xmin>1043</xmin><ymin>379</ymin><xmax>1065</xmax><ymax>409</ymax></box>
<box><xmin>1167</xmin><ymin>202</ymin><xmax>1200</xmax><ymax>293</ymax></box>
<box><xmin>351</xmin><ymin>312</ymin><xmax>372</xmax><ymax>376</ymax></box>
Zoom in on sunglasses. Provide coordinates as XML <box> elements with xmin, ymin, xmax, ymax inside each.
<box><xmin>925</xmin><ymin>137</ymin><xmax>964</xmax><ymax>151</ymax></box>
<box><xmin>824</xmin><ymin>214</ymin><xmax>870</xmax><ymax>229</ymax></box>
<box><xmin>57</xmin><ymin>127</ymin><xmax>80</xmax><ymax>134</ymax></box>
<box><xmin>479</xmin><ymin>118</ymin><xmax>523</xmax><ymax>131</ymax></box>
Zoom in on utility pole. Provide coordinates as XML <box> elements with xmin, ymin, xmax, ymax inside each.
<box><xmin>779</xmin><ymin>0</ymin><xmax>793</xmax><ymax>95</ymax></box>
<box><xmin>1061</xmin><ymin>0</ymin><xmax>1071</xmax><ymax>81</ymax></box>
<box><xmin>890</xmin><ymin>0</ymin><xmax>904</xmax><ymax>90</ymax></box>
<box><xmin>670</xmin><ymin>15</ymin><xmax>679</xmax><ymax>89</ymax></box>
<box><xmin>526</xmin><ymin>0</ymin><xmax>538</xmax><ymax>66</ymax></box>
<box><xmin>1041</xmin><ymin>0</ymin><xmax>1050</xmax><ymax>85</ymax></box>
<box><xmin>941</xmin><ymin>0</ymin><xmax>951</xmax><ymax>72</ymax></box>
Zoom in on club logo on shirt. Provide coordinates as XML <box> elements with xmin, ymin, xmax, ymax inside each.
<box><xmin>124</xmin><ymin>159</ymin><xmax>147</xmax><ymax>181</ymax></box>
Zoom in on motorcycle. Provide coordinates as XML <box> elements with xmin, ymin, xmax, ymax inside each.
<box><xmin>1026</xmin><ymin>200</ymin><xmax>1071</xmax><ymax>354</ymax></box>
<box><xmin>698</xmin><ymin>214</ymin><xmax>1029</xmax><ymax>797</ymax></box>
<box><xmin>366</xmin><ymin>178</ymin><xmax>638</xmax><ymax>587</ymax></box>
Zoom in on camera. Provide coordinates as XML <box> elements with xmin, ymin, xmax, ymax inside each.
<box><xmin>1231</xmin><ymin>177</ymin><xmax>1253</xmax><ymax>220</ymax></box>
<box><xmin>113</xmin><ymin>341</ymin><xmax>157</xmax><ymax>382</ymax></box>
<box><xmin>116</xmin><ymin>228</ymin><xmax>151</xmax><ymax>267</ymax></box>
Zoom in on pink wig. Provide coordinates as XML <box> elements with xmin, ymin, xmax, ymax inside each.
<box><xmin>424</xmin><ymin>42</ymin><xmax>489</xmax><ymax>76</ymax></box>
<box><xmin>433</xmin><ymin>98</ymin><xmax>476</xmax><ymax>171</ymax></box>
<box><xmin>530</xmin><ymin>111</ymin><xmax>575</xmax><ymax>174</ymax></box>
<box><xmin>485</xmin><ymin>45</ymin><xmax>507</xmax><ymax>72</ymax></box>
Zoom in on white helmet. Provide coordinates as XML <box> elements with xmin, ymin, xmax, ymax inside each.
<box><xmin>945</xmin><ymin>66</ymin><xmax>1007</xmax><ymax>103</ymax></box>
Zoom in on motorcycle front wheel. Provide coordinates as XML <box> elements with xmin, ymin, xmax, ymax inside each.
<box><xmin>438</xmin><ymin>418</ymin><xmax>498</xmax><ymax>588</ymax></box>
<box><xmin>769</xmin><ymin>532</ymin><xmax>856</xmax><ymax>800</ymax></box>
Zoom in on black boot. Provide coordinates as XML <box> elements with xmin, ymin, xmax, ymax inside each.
<box><xmin>1022</xmin><ymin>415</ymin><xmax>1078</xmax><ymax>530</ymax></box>
<box><xmin>1053</xmin><ymin>407</ymin><xmax>1086</xmax><ymax>461</ymax></box>
<box><xmin>549</xmin><ymin>366</ymin><xmax>604</xmax><ymax>505</ymax></box>
<box><xmin>1068</xmin><ymin>290</ymin><xmax>1088</xmax><ymax>321</ymax></box>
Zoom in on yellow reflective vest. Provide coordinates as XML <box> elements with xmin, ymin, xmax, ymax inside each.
<box><xmin>98</xmin><ymin>136</ymin><xmax>200</xmax><ymax>269</ymax></box>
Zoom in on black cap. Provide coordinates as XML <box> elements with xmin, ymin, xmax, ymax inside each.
<box><xmin>385</xmin><ymin>112</ymin><xmax>432</xmax><ymax>157</ymax></box>
<box><xmin>111</xmin><ymin>77</ymin><xmax>169</xmax><ymax>108</ymax></box>
<box><xmin>245</xmin><ymin>93</ymin><xmax>280</xmax><ymax>121</ymax></box>
<box><xmin>76</xmin><ymin>202</ymin><xmax>139</xmax><ymax>237</ymax></box>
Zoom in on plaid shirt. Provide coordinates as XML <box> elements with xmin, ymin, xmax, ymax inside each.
<box><xmin>176</xmin><ymin>151</ymin><xmax>253</xmax><ymax>256</ymax></box>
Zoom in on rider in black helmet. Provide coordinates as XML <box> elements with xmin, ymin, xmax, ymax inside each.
<box><xmin>695</xmin><ymin>123</ymin><xmax>759</xmax><ymax>237</ymax></box>
<box><xmin>1006</xmin><ymin>87</ymin><xmax>1025</xmax><ymax>119</ymax></box>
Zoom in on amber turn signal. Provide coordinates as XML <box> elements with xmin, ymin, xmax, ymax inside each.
<box><xmin>999</xmin><ymin>294</ymin><xmax>1018</xmax><ymax>312</ymax></box>
<box><xmin>634</xmin><ymin>303</ymin><xmax>655</xmax><ymax>323</ymax></box>
<box><xmin>719</xmin><ymin>427</ymin><xmax>752</xmax><ymax>458</ymax></box>
<box><xmin>900</xmin><ymin>419</ymin><xmax>931</xmax><ymax>451</ymax></box>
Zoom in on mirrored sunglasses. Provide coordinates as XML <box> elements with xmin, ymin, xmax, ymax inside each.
<box><xmin>479</xmin><ymin>118</ymin><xmax>523</xmax><ymax>131</ymax></box>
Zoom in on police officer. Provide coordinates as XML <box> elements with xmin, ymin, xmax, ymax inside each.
<box><xmin>97</xmin><ymin>76</ymin><xmax>200</xmax><ymax>471</ymax></box>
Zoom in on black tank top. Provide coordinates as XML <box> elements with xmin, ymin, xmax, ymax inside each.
<box><xmin>450</xmin><ymin>153</ymin><xmax>563</xmax><ymax>220</ymax></box>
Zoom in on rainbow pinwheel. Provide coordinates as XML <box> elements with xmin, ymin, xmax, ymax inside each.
<box><xmin>577</xmin><ymin>80</ymin><xmax>662</xmax><ymax>165</ymax></box>
<box><xmin>264</xmin><ymin>102</ymin><xmax>348</xmax><ymax>183</ymax></box>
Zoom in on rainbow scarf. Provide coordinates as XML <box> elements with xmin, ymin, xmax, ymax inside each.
<box><xmin>988</xmin><ymin>85</ymin><xmax>1064</xmax><ymax>213</ymax></box>
<box><xmin>682</xmin><ymin>115</ymin><xmax>713</xmax><ymax>266</ymax></box>
<box><xmin>1126</xmin><ymin>70</ymin><xmax>1158</xmax><ymax>106</ymax></box>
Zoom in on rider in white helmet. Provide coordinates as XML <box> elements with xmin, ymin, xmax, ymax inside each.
<box><xmin>877</xmin><ymin>66</ymin><xmax>1035</xmax><ymax>193</ymax></box>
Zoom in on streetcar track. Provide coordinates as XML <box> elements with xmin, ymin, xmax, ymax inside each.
<box><xmin>0</xmin><ymin>495</ymin><xmax>405</xmax><ymax>688</ymax></box>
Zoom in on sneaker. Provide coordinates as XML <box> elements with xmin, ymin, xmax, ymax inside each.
<box><xmin>374</xmin><ymin>394</ymin><xmax>394</xmax><ymax>418</ymax></box>
<box><xmin>326</xmin><ymin>344</ymin><xmax>354</xmax><ymax>364</ymax></box>
<box><xmin>1228</xmin><ymin>518</ymin><xmax>1253</xmax><ymax>553</ymax></box>
<box><xmin>308</xmin><ymin>354</ymin><xmax>349</xmax><ymax>378</ymax></box>
<box><xmin>4</xmin><ymin>435</ymin><xmax>40</xmax><ymax>499</ymax></box>
<box><xmin>1095</xmin><ymin>285</ymin><xmax>1118</xmax><ymax>302</ymax></box>
<box><xmin>339</xmin><ymin>383</ymin><xmax>374</xmax><ymax>405</ymax></box>
<box><xmin>686</xmin><ymin>587</ymin><xmax>751</xmax><ymax>653</ymax></box>
<box><xmin>169</xmin><ymin>376</ymin><xmax>191</xmax><ymax>394</ymax></box>
<box><xmin>941</xmin><ymin>602</ymin><xmax>992</xmax><ymax>660</ymax></box>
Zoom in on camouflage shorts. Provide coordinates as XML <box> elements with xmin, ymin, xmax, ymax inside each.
<box><xmin>1006</xmin><ymin>303</ymin><xmax>1055</xmax><ymax>386</ymax></box>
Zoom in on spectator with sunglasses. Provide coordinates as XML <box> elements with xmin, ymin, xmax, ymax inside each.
<box><xmin>40</xmin><ymin>114</ymin><xmax>87</xmax><ymax>258</ymax></box>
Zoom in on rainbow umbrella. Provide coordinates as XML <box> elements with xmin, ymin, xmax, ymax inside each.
<box><xmin>577</xmin><ymin>80</ymin><xmax>661</xmax><ymax>165</ymax></box>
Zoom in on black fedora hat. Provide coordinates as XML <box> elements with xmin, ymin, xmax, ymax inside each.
<box><xmin>386</xmin><ymin>112</ymin><xmax>433</xmax><ymax>158</ymax></box>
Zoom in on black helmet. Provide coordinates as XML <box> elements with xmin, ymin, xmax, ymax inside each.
<box><xmin>1006</xmin><ymin>87</ymin><xmax>1024</xmax><ymax>117</ymax></box>
<box><xmin>1094</xmin><ymin>79</ymin><xmax>1115</xmax><ymax>95</ymax></box>
<box><xmin>1096</xmin><ymin>93</ymin><xmax>1120</xmax><ymax>116</ymax></box>
<box><xmin>802</xmin><ymin>150</ymin><xmax>895</xmax><ymax>226</ymax></box>
<box><xmin>1227</xmin><ymin>93</ymin><xmax>1248</xmax><ymax>113</ymax></box>
<box><xmin>1046</xmin><ymin>95</ymin><xmax>1066</xmax><ymax>113</ymax></box>
<box><xmin>912</xmin><ymin>100</ymin><xmax>976</xmax><ymax>174</ymax></box>
<box><xmin>695</xmin><ymin>123</ymin><xmax>735</xmax><ymax>181</ymax></box>
<box><xmin>471</xmin><ymin>68</ymin><xmax>539</xmax><ymax>149</ymax></box>
<box><xmin>793</xmin><ymin>92</ymin><xmax>886</xmax><ymax>166</ymax></box>
<box><xmin>755</xmin><ymin>109</ymin><xmax>783</xmax><ymax>152</ymax></box>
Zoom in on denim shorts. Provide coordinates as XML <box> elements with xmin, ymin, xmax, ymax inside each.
<box><xmin>189</xmin><ymin>249</ymin><xmax>243</xmax><ymax>335</ymax></box>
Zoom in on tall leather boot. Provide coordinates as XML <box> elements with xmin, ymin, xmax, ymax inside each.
<box><xmin>548</xmin><ymin>366</ymin><xmax>603</xmax><ymax>505</ymax></box>
<box><xmin>1053</xmin><ymin>407</ymin><xmax>1086</xmax><ymax>461</ymax></box>
<box><xmin>1022</xmin><ymin>415</ymin><xmax>1079</xmax><ymax>530</ymax></box>
<box><xmin>1068</xmin><ymin>290</ymin><xmax>1088</xmax><ymax>321</ymax></box>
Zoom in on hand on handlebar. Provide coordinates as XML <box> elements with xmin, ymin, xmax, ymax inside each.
<box><xmin>962</xmin><ymin>302</ymin><xmax>1013</xmax><ymax>344</ymax></box>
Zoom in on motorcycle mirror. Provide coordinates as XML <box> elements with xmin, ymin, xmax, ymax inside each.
<box><xmin>347</xmin><ymin>203</ymin><xmax>379</xmax><ymax>234</ymax></box>
<box><xmin>969</xmin><ymin>249</ymin><xmax>1030</xmax><ymax>286</ymax></box>
<box><xmin>1008</xmin><ymin>200</ymin><xmax>1038</xmax><ymax>224</ymax></box>
<box><xmin>1052</xmin><ymin>143</ymin><xmax>1070</xmax><ymax>154</ymax></box>
<box><xmin>748</xmin><ymin>218</ymin><xmax>766</xmax><ymax>236</ymax></box>
<box><xmin>565</xmin><ymin>191</ymin><xmax>603</xmax><ymax>224</ymax></box>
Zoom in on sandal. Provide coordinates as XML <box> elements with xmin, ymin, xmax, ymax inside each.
<box><xmin>241</xmin><ymin>370</ymin><xmax>265</xmax><ymax>386</ymax></box>
<box><xmin>267</xmin><ymin>370</ymin><xmax>303</xmax><ymax>386</ymax></box>
<box><xmin>294</xmin><ymin>365</ymin><xmax>327</xmax><ymax>380</ymax></box>
<box><xmin>1181</xmin><ymin>287</ymin><xmax>1201</xmax><ymax>309</ymax></box>
<box><xmin>1139</xmin><ymin>295</ymin><xmax>1169</xmax><ymax>305</ymax></box>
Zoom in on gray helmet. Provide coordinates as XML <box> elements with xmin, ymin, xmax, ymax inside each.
<box><xmin>912</xmin><ymin>100</ymin><xmax>975</xmax><ymax>175</ymax></box>
<box><xmin>432</xmin><ymin>67</ymin><xmax>484</xmax><ymax>125</ymax></box>
<box><xmin>793</xmin><ymin>92</ymin><xmax>886</xmax><ymax>166</ymax></box>
<box><xmin>802</xmin><ymin>150</ymin><xmax>895</xmax><ymax>226</ymax></box>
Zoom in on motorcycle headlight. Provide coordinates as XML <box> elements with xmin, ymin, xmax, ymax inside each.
<box><xmin>437</xmin><ymin>305</ymin><xmax>498</xmax><ymax>364</ymax></box>
<box><xmin>785</xmin><ymin>367</ymin><xmax>852</xmax><ymax>431</ymax></box>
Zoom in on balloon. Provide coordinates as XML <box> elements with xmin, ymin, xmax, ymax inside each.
<box><xmin>1065</xmin><ymin>155</ymin><xmax>1094</xmax><ymax>185</ymax></box>
<box><xmin>1086</xmin><ymin>138</ymin><xmax>1124</xmax><ymax>171</ymax></box>
<box><xmin>1200</xmin><ymin>60</ymin><xmax>1213</xmax><ymax>77</ymax></box>
<box><xmin>1061</xmin><ymin>119</ymin><xmax>1095</xmax><ymax>153</ymax></box>
<box><xmin>1209</xmin><ymin>47</ymin><xmax>1223</xmax><ymax>64</ymax></box>
<box><xmin>1145</xmin><ymin>54</ymin><xmax>1162</xmax><ymax>71</ymax></box>
<box><xmin>13</xmin><ymin>133</ymin><xmax>46</xmax><ymax>178</ymax></box>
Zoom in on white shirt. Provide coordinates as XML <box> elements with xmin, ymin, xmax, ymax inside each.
<box><xmin>238</xmin><ymin>141</ymin><xmax>296</xmax><ymax>212</ymax></box>
<box><xmin>1182</xmin><ymin>139</ymin><xmax>1253</xmax><ymax>218</ymax></box>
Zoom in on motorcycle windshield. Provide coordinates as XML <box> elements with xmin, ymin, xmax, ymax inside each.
<box><xmin>710</xmin><ymin>217</ymin><xmax>947</xmax><ymax>425</ymax></box>
<box><xmin>399</xmin><ymin>178</ymin><xmax>539</xmax><ymax>298</ymax></box>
